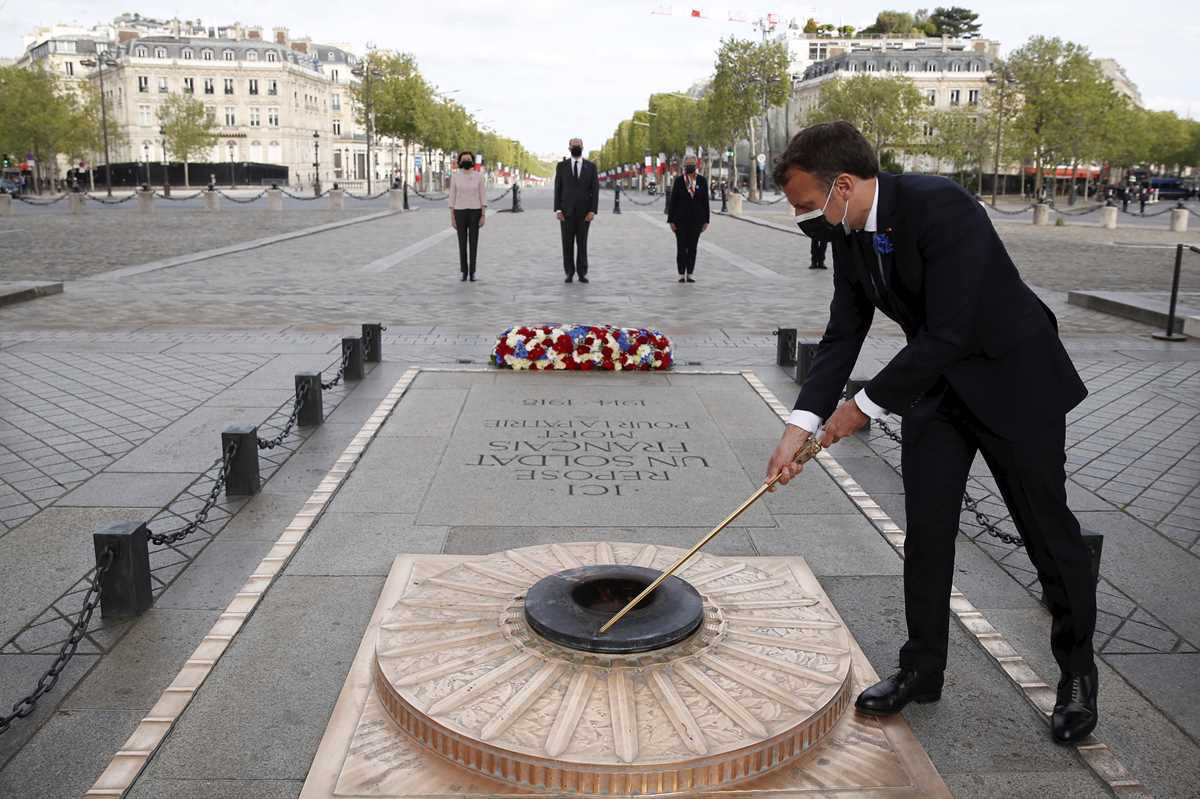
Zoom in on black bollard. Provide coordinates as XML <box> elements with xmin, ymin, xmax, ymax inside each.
<box><xmin>296</xmin><ymin>373</ymin><xmax>323</xmax><ymax>427</ymax></box>
<box><xmin>1152</xmin><ymin>244</ymin><xmax>1188</xmax><ymax>341</ymax></box>
<box><xmin>361</xmin><ymin>323</ymin><xmax>383</xmax><ymax>363</ymax></box>
<box><xmin>222</xmin><ymin>425</ymin><xmax>261</xmax><ymax>496</ymax></box>
<box><xmin>512</xmin><ymin>183</ymin><xmax>523</xmax><ymax>213</ymax></box>
<box><xmin>775</xmin><ymin>327</ymin><xmax>797</xmax><ymax>367</ymax></box>
<box><xmin>402</xmin><ymin>181</ymin><xmax>409</xmax><ymax>211</ymax></box>
<box><xmin>342</xmin><ymin>337</ymin><xmax>365</xmax><ymax>381</ymax></box>
<box><xmin>794</xmin><ymin>341</ymin><xmax>819</xmax><ymax>385</ymax></box>
<box><xmin>94</xmin><ymin>521</ymin><xmax>153</xmax><ymax>619</ymax></box>
<box><xmin>845</xmin><ymin>376</ymin><xmax>873</xmax><ymax>430</ymax></box>
<box><xmin>720</xmin><ymin>183</ymin><xmax>728</xmax><ymax>213</ymax></box>
<box><xmin>613</xmin><ymin>184</ymin><xmax>622</xmax><ymax>215</ymax></box>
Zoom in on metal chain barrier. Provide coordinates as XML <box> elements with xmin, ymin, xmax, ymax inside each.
<box><xmin>13</xmin><ymin>194</ymin><xmax>69</xmax><ymax>206</ymax></box>
<box><xmin>0</xmin><ymin>545</ymin><xmax>115</xmax><ymax>736</ymax></box>
<box><xmin>321</xmin><ymin>346</ymin><xmax>353</xmax><ymax>390</ymax></box>
<box><xmin>870</xmin><ymin>408</ymin><xmax>1025</xmax><ymax>547</ymax></box>
<box><xmin>215</xmin><ymin>189</ymin><xmax>268</xmax><ymax>204</ymax></box>
<box><xmin>412</xmin><ymin>188</ymin><xmax>449</xmax><ymax>201</ymax></box>
<box><xmin>278</xmin><ymin>188</ymin><xmax>329</xmax><ymax>201</ymax></box>
<box><xmin>488</xmin><ymin>187</ymin><xmax>513</xmax><ymax>203</ymax></box>
<box><xmin>1051</xmin><ymin>203</ymin><xmax>1104</xmax><ymax>217</ymax></box>
<box><xmin>344</xmin><ymin>189</ymin><xmax>391</xmax><ymax>201</ymax></box>
<box><xmin>257</xmin><ymin>384</ymin><xmax>307</xmax><ymax>450</ymax></box>
<box><xmin>746</xmin><ymin>194</ymin><xmax>788</xmax><ymax>205</ymax></box>
<box><xmin>1120</xmin><ymin>204</ymin><xmax>1177</xmax><ymax>218</ymax></box>
<box><xmin>84</xmin><ymin>193</ymin><xmax>138</xmax><ymax>205</ymax></box>
<box><xmin>620</xmin><ymin>192</ymin><xmax>662</xmax><ymax>206</ymax></box>
<box><xmin>988</xmin><ymin>203</ymin><xmax>1035</xmax><ymax>215</ymax></box>
<box><xmin>154</xmin><ymin>190</ymin><xmax>205</xmax><ymax>201</ymax></box>
<box><xmin>147</xmin><ymin>440</ymin><xmax>238</xmax><ymax>546</ymax></box>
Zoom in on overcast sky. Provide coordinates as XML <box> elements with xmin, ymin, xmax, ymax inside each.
<box><xmin>2</xmin><ymin>1</ymin><xmax>1195</xmax><ymax>156</ymax></box>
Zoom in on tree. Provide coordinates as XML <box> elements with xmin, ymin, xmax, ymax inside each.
<box><xmin>837</xmin><ymin>25</ymin><xmax>856</xmax><ymax>37</ymax></box>
<box><xmin>363</xmin><ymin>52</ymin><xmax>433</xmax><ymax>185</ymax></box>
<box><xmin>929</xmin><ymin>7</ymin><xmax>982</xmax><ymax>38</ymax></box>
<box><xmin>157</xmin><ymin>93</ymin><xmax>217</xmax><ymax>187</ymax></box>
<box><xmin>807</xmin><ymin>73</ymin><xmax>925</xmax><ymax>154</ymax></box>
<box><xmin>923</xmin><ymin>107</ymin><xmax>987</xmax><ymax>188</ymax></box>
<box><xmin>0</xmin><ymin>65</ymin><xmax>83</xmax><ymax>188</ymax></box>
<box><xmin>709</xmin><ymin>37</ymin><xmax>790</xmax><ymax>199</ymax></box>
<box><xmin>861</xmin><ymin>11</ymin><xmax>917</xmax><ymax>35</ymax></box>
<box><xmin>74</xmin><ymin>83</ymin><xmax>128</xmax><ymax>178</ymax></box>
<box><xmin>803</xmin><ymin>18</ymin><xmax>819</xmax><ymax>34</ymax></box>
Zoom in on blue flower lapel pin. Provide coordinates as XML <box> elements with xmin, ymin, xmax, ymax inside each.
<box><xmin>872</xmin><ymin>229</ymin><xmax>894</xmax><ymax>255</ymax></box>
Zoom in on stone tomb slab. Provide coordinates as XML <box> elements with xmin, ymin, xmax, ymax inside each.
<box><xmin>300</xmin><ymin>547</ymin><xmax>950</xmax><ymax>798</ymax></box>
<box><xmin>413</xmin><ymin>375</ymin><xmax>774</xmax><ymax>528</ymax></box>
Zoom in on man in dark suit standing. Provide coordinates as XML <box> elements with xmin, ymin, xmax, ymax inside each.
<box><xmin>667</xmin><ymin>154</ymin><xmax>710</xmax><ymax>282</ymax></box>
<box><xmin>554</xmin><ymin>137</ymin><xmax>599</xmax><ymax>283</ymax></box>
<box><xmin>765</xmin><ymin>122</ymin><xmax>1099</xmax><ymax>745</ymax></box>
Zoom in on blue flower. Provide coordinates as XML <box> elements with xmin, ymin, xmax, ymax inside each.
<box><xmin>872</xmin><ymin>232</ymin><xmax>894</xmax><ymax>255</ymax></box>
<box><xmin>514</xmin><ymin>341</ymin><xmax>529</xmax><ymax>359</ymax></box>
<box><xmin>617</xmin><ymin>331</ymin><xmax>631</xmax><ymax>353</ymax></box>
<box><xmin>569</xmin><ymin>326</ymin><xmax>588</xmax><ymax>343</ymax></box>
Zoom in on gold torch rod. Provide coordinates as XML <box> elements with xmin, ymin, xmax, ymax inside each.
<box><xmin>598</xmin><ymin>438</ymin><xmax>822</xmax><ymax>635</ymax></box>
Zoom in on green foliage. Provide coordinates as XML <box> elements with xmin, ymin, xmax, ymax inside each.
<box><xmin>0</xmin><ymin>65</ymin><xmax>90</xmax><ymax>173</ymax></box>
<box><xmin>861</xmin><ymin>11</ymin><xmax>917</xmax><ymax>35</ymax></box>
<box><xmin>929</xmin><ymin>7</ymin><xmax>981</xmax><ymax>38</ymax></box>
<box><xmin>158</xmin><ymin>93</ymin><xmax>217</xmax><ymax>164</ymax></box>
<box><xmin>807</xmin><ymin>73</ymin><xmax>925</xmax><ymax>152</ymax></box>
<box><xmin>803</xmin><ymin>18</ymin><xmax>819</xmax><ymax>33</ymax></box>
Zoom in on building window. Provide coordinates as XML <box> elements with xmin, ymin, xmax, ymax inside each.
<box><xmin>138</xmin><ymin>75</ymin><xmax>149</xmax><ymax>92</ymax></box>
<box><xmin>950</xmin><ymin>89</ymin><xmax>961</xmax><ymax>106</ymax></box>
<box><xmin>250</xmin><ymin>140</ymin><xmax>263</xmax><ymax>161</ymax></box>
<box><xmin>134</xmin><ymin>46</ymin><xmax>148</xmax><ymax>57</ymax></box>
<box><xmin>332</xmin><ymin>119</ymin><xmax>342</xmax><ymax>135</ymax></box>
<box><xmin>154</xmin><ymin>47</ymin><xmax>167</xmax><ymax>59</ymax></box>
<box><xmin>923</xmin><ymin>123</ymin><xmax>934</xmax><ymax>137</ymax></box>
<box><xmin>158</xmin><ymin>76</ymin><xmax>168</xmax><ymax>93</ymax></box>
<box><xmin>205</xmin><ymin>106</ymin><xmax>216</xmax><ymax>123</ymax></box>
<box><xmin>204</xmin><ymin>78</ymin><xmax>215</xmax><ymax>95</ymax></box>
<box><xmin>182</xmin><ymin>48</ymin><xmax>194</xmax><ymax>60</ymax></box>
<box><xmin>65</xmin><ymin>61</ymin><xmax>74</xmax><ymax>76</ymax></box>
<box><xmin>865</xmin><ymin>62</ymin><xmax>878</xmax><ymax>72</ymax></box>
<box><xmin>201</xmin><ymin>49</ymin><xmax>214</xmax><ymax>61</ymax></box>
<box><xmin>968</xmin><ymin>89</ymin><xmax>980</xmax><ymax>105</ymax></box>
<box><xmin>331</xmin><ymin>93</ymin><xmax>341</xmax><ymax>111</ymax></box>
<box><xmin>183</xmin><ymin>77</ymin><xmax>194</xmax><ymax>94</ymax></box>
<box><xmin>331</xmin><ymin>68</ymin><xmax>339</xmax><ymax>83</ymax></box>
<box><xmin>327</xmin><ymin>51</ymin><xmax>335</xmax><ymax>60</ymax></box>
<box><xmin>925</xmin><ymin>89</ymin><xmax>937</xmax><ymax>106</ymax></box>
<box><xmin>138</xmin><ymin>104</ymin><xmax>152</xmax><ymax>125</ymax></box>
<box><xmin>268</xmin><ymin>141</ymin><xmax>281</xmax><ymax>162</ymax></box>
<box><xmin>268</xmin><ymin>107</ymin><xmax>279</xmax><ymax>127</ymax></box>
<box><xmin>249</xmin><ymin>79</ymin><xmax>259</xmax><ymax>95</ymax></box>
<box><xmin>225</xmin><ymin>107</ymin><xmax>236</xmax><ymax>126</ymax></box>
<box><xmin>907</xmin><ymin>61</ymin><xmax>916</xmax><ymax>71</ymax></box>
<box><xmin>224</xmin><ymin>78</ymin><xmax>235</xmax><ymax>95</ymax></box>
<box><xmin>266</xmin><ymin>50</ymin><xmax>278</xmax><ymax>62</ymax></box>
<box><xmin>223</xmin><ymin>49</ymin><xmax>235</xmax><ymax>61</ymax></box>
<box><xmin>951</xmin><ymin>62</ymin><xmax>963</xmax><ymax>72</ymax></box>
<box><xmin>267</xmin><ymin>80</ymin><xmax>278</xmax><ymax>95</ymax></box>
<box><xmin>247</xmin><ymin>50</ymin><xmax>258</xmax><ymax>61</ymax></box>
<box><xmin>926</xmin><ymin>61</ymin><xmax>937</xmax><ymax>72</ymax></box>
<box><xmin>249</xmin><ymin>107</ymin><xmax>261</xmax><ymax>127</ymax></box>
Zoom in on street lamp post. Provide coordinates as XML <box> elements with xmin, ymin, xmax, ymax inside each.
<box><xmin>80</xmin><ymin>53</ymin><xmax>119</xmax><ymax>196</ymax></box>
<box><xmin>159</xmin><ymin>126</ymin><xmax>170</xmax><ymax>196</ymax></box>
<box><xmin>986</xmin><ymin>69</ymin><xmax>1014</xmax><ymax>207</ymax></box>
<box><xmin>351</xmin><ymin>53</ymin><xmax>385</xmax><ymax>195</ymax></box>
<box><xmin>312</xmin><ymin>131</ymin><xmax>322</xmax><ymax>196</ymax></box>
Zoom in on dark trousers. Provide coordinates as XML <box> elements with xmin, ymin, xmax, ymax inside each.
<box><xmin>810</xmin><ymin>236</ymin><xmax>828</xmax><ymax>266</ymax></box>
<box><xmin>560</xmin><ymin>213</ymin><xmax>591</xmax><ymax>277</ymax></box>
<box><xmin>454</xmin><ymin>208</ymin><xmax>481</xmax><ymax>276</ymax></box>
<box><xmin>674</xmin><ymin>224</ymin><xmax>702</xmax><ymax>274</ymax></box>
<box><xmin>899</xmin><ymin>386</ymin><xmax>1096</xmax><ymax>677</ymax></box>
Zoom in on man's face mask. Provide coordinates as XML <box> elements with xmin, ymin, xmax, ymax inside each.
<box><xmin>795</xmin><ymin>177</ymin><xmax>849</xmax><ymax>241</ymax></box>
<box><xmin>569</xmin><ymin>145</ymin><xmax>583</xmax><ymax>158</ymax></box>
<box><xmin>684</xmin><ymin>164</ymin><xmax>697</xmax><ymax>174</ymax></box>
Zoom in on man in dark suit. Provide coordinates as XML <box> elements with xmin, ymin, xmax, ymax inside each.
<box><xmin>667</xmin><ymin>154</ymin><xmax>710</xmax><ymax>282</ymax></box>
<box><xmin>554</xmin><ymin>137</ymin><xmax>599</xmax><ymax>283</ymax></box>
<box><xmin>765</xmin><ymin>122</ymin><xmax>1098</xmax><ymax>745</ymax></box>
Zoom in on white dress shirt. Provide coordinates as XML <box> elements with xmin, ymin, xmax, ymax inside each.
<box><xmin>787</xmin><ymin>179</ymin><xmax>887</xmax><ymax>435</ymax></box>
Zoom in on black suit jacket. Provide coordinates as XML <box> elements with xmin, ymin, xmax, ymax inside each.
<box><xmin>794</xmin><ymin>172</ymin><xmax>1087</xmax><ymax>440</ymax></box>
<box><xmin>667</xmin><ymin>174</ymin><xmax>711</xmax><ymax>227</ymax></box>
<box><xmin>554</xmin><ymin>158</ymin><xmax>599</xmax><ymax>217</ymax></box>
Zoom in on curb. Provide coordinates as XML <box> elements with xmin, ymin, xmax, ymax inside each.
<box><xmin>0</xmin><ymin>281</ymin><xmax>64</xmax><ymax>308</ymax></box>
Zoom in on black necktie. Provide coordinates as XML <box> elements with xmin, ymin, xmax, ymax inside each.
<box><xmin>855</xmin><ymin>231</ymin><xmax>887</xmax><ymax>300</ymax></box>
<box><xmin>574</xmin><ymin>160</ymin><xmax>579</xmax><ymax>180</ymax></box>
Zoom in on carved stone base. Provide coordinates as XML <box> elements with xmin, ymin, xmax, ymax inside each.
<box><xmin>301</xmin><ymin>547</ymin><xmax>951</xmax><ymax>798</ymax></box>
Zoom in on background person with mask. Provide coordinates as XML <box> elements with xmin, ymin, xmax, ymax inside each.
<box><xmin>667</xmin><ymin>155</ymin><xmax>710</xmax><ymax>282</ymax></box>
<box><xmin>554</xmin><ymin>137</ymin><xmax>599</xmax><ymax>283</ymax></box>
<box><xmin>448</xmin><ymin>150</ymin><xmax>486</xmax><ymax>281</ymax></box>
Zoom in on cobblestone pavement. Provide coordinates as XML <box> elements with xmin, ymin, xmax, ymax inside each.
<box><xmin>0</xmin><ymin>186</ymin><xmax>1198</xmax><ymax>797</ymax></box>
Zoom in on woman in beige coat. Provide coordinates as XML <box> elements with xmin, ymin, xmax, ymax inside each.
<box><xmin>448</xmin><ymin>150</ymin><xmax>487</xmax><ymax>281</ymax></box>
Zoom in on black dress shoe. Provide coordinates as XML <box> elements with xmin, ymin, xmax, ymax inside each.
<box><xmin>809</xmin><ymin>262</ymin><xmax>827</xmax><ymax>270</ymax></box>
<box><xmin>1052</xmin><ymin>668</ymin><xmax>1098</xmax><ymax>744</ymax></box>
<box><xmin>855</xmin><ymin>668</ymin><xmax>943</xmax><ymax>716</ymax></box>
<box><xmin>564</xmin><ymin>275</ymin><xmax>573</xmax><ymax>283</ymax></box>
<box><xmin>578</xmin><ymin>276</ymin><xmax>589</xmax><ymax>283</ymax></box>
<box><xmin>460</xmin><ymin>273</ymin><xmax>468</xmax><ymax>281</ymax></box>
<box><xmin>678</xmin><ymin>277</ymin><xmax>686</xmax><ymax>283</ymax></box>
<box><xmin>685</xmin><ymin>275</ymin><xmax>695</xmax><ymax>283</ymax></box>
<box><xmin>469</xmin><ymin>274</ymin><xmax>477</xmax><ymax>282</ymax></box>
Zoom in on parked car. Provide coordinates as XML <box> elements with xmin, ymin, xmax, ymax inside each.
<box><xmin>1149</xmin><ymin>176</ymin><xmax>1190</xmax><ymax>201</ymax></box>
<box><xmin>0</xmin><ymin>177</ymin><xmax>21</xmax><ymax>194</ymax></box>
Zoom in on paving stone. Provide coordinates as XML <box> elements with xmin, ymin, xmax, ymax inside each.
<box><xmin>55</xmin><ymin>472</ymin><xmax>195</xmax><ymax>508</ymax></box>
<box><xmin>287</xmin><ymin>513</ymin><xmax>448</xmax><ymax>576</ymax></box>
<box><xmin>127</xmin><ymin>778</ymin><xmax>302</xmax><ymax>799</ymax></box>
<box><xmin>942</xmin><ymin>771</ymin><xmax>1110</xmax><ymax>797</ymax></box>
<box><xmin>749</xmin><ymin>513</ymin><xmax>903</xmax><ymax>576</ymax></box>
<box><xmin>108</xmin><ymin>405</ymin><xmax>281</xmax><ymax>473</ymax></box>
<box><xmin>0</xmin><ymin>708</ymin><xmax>140</xmax><ymax>799</ymax></box>
<box><xmin>153</xmin><ymin>540</ymin><xmax>277</xmax><ymax>610</ymax></box>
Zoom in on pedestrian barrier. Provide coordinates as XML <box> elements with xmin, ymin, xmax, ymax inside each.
<box><xmin>987</xmin><ymin>203</ymin><xmax>1035</xmax><ymax>216</ymax></box>
<box><xmin>620</xmin><ymin>192</ymin><xmax>662</xmax><ymax>207</ymax></box>
<box><xmin>11</xmin><ymin>193</ymin><xmax>69</xmax><ymax>206</ymax></box>
<box><xmin>278</xmin><ymin>188</ymin><xmax>331</xmax><ymax>201</ymax></box>
<box><xmin>343</xmin><ymin>189</ymin><xmax>392</xmax><ymax>201</ymax></box>
<box><xmin>1121</xmin><ymin>204</ymin><xmax>1175</xmax><ymax>218</ymax></box>
<box><xmin>216</xmin><ymin>189</ymin><xmax>269</xmax><ymax>204</ymax></box>
<box><xmin>84</xmin><ymin>193</ymin><xmax>139</xmax><ymax>205</ymax></box>
<box><xmin>1050</xmin><ymin>203</ymin><xmax>1105</xmax><ymax>217</ymax></box>
<box><xmin>154</xmin><ymin>190</ymin><xmax>205</xmax><ymax>202</ymax></box>
<box><xmin>0</xmin><ymin>323</ymin><xmax>385</xmax><ymax>736</ymax></box>
<box><xmin>412</xmin><ymin>188</ymin><xmax>449</xmax><ymax>201</ymax></box>
<box><xmin>488</xmin><ymin>187</ymin><xmax>513</xmax><ymax>204</ymax></box>
<box><xmin>1152</xmin><ymin>243</ymin><xmax>1200</xmax><ymax>341</ymax></box>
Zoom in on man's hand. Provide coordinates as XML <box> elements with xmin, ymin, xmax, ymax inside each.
<box><xmin>555</xmin><ymin>210</ymin><xmax>565</xmax><ymax>221</ymax></box>
<box><xmin>765</xmin><ymin>425</ymin><xmax>812</xmax><ymax>492</ymax></box>
<box><xmin>584</xmin><ymin>211</ymin><xmax>595</xmax><ymax>222</ymax></box>
<box><xmin>819</xmin><ymin>399</ymin><xmax>869</xmax><ymax>447</ymax></box>
<box><xmin>702</xmin><ymin>223</ymin><xmax>709</xmax><ymax>233</ymax></box>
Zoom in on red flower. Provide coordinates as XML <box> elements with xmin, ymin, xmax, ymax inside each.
<box><xmin>517</xmin><ymin>326</ymin><xmax>534</xmax><ymax>338</ymax></box>
<box><xmin>528</xmin><ymin>346</ymin><xmax>546</xmax><ymax>361</ymax></box>
<box><xmin>580</xmin><ymin>360</ymin><xmax>593</xmax><ymax>370</ymax></box>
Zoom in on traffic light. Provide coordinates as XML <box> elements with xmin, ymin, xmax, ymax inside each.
<box><xmin>1</xmin><ymin>155</ymin><xmax>10</xmax><ymax>168</ymax></box>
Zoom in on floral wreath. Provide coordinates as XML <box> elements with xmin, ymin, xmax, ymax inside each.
<box><xmin>493</xmin><ymin>324</ymin><xmax>673</xmax><ymax>370</ymax></box>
